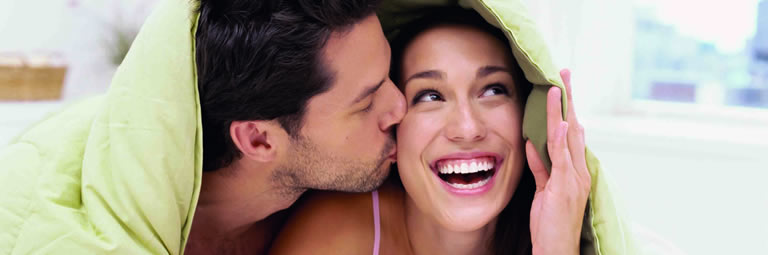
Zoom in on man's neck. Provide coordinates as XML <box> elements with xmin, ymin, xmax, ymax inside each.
<box><xmin>403</xmin><ymin>196</ymin><xmax>496</xmax><ymax>255</ymax></box>
<box><xmin>185</xmin><ymin>164</ymin><xmax>304</xmax><ymax>254</ymax></box>
<box><xmin>186</xmin><ymin>212</ymin><xmax>288</xmax><ymax>255</ymax></box>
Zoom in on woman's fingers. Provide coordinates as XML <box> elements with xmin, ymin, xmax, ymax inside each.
<box><xmin>546</xmin><ymin>86</ymin><xmax>572</xmax><ymax>178</ymax></box>
<box><xmin>551</xmin><ymin>121</ymin><xmax>573</xmax><ymax>187</ymax></box>
<box><xmin>546</xmin><ymin>86</ymin><xmax>564</xmax><ymax>163</ymax></box>
<box><xmin>560</xmin><ymin>69</ymin><xmax>590</xmax><ymax>183</ymax></box>
<box><xmin>567</xmin><ymin>122</ymin><xmax>589</xmax><ymax>183</ymax></box>
<box><xmin>526</xmin><ymin>140</ymin><xmax>549</xmax><ymax>192</ymax></box>
<box><xmin>560</xmin><ymin>69</ymin><xmax>578</xmax><ymax>124</ymax></box>
<box><xmin>528</xmin><ymin>71</ymin><xmax>590</xmax><ymax>254</ymax></box>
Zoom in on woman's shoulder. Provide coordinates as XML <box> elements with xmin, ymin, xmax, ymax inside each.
<box><xmin>269</xmin><ymin>189</ymin><xmax>377</xmax><ymax>254</ymax></box>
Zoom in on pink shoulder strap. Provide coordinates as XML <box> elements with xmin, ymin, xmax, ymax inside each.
<box><xmin>372</xmin><ymin>190</ymin><xmax>381</xmax><ymax>255</ymax></box>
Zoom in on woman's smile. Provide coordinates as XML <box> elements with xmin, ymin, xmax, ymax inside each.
<box><xmin>430</xmin><ymin>153</ymin><xmax>503</xmax><ymax>194</ymax></box>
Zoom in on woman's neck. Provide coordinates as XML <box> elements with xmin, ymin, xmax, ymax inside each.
<box><xmin>403</xmin><ymin>195</ymin><xmax>497</xmax><ymax>255</ymax></box>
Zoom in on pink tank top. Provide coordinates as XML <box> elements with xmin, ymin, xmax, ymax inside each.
<box><xmin>372</xmin><ymin>190</ymin><xmax>381</xmax><ymax>255</ymax></box>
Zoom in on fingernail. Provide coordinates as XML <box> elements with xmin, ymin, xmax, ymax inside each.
<box><xmin>551</xmin><ymin>87</ymin><xmax>561</xmax><ymax>98</ymax></box>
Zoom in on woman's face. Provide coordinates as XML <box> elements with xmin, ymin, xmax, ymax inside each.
<box><xmin>396</xmin><ymin>24</ymin><xmax>525</xmax><ymax>232</ymax></box>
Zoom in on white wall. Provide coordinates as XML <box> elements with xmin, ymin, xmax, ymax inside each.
<box><xmin>0</xmin><ymin>0</ymin><xmax>158</xmax><ymax>100</ymax></box>
<box><xmin>0</xmin><ymin>0</ymin><xmax>158</xmax><ymax>145</ymax></box>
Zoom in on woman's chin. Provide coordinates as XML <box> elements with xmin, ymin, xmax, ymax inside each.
<box><xmin>435</xmin><ymin>205</ymin><xmax>501</xmax><ymax>232</ymax></box>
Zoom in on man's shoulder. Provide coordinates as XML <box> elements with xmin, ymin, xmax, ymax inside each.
<box><xmin>269</xmin><ymin>190</ymin><xmax>376</xmax><ymax>254</ymax></box>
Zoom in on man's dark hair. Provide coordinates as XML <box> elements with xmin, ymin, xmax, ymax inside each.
<box><xmin>196</xmin><ymin>0</ymin><xmax>380</xmax><ymax>172</ymax></box>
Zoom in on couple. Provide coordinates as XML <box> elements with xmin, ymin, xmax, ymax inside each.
<box><xmin>271</xmin><ymin>7</ymin><xmax>594</xmax><ymax>255</ymax></box>
<box><xmin>0</xmin><ymin>0</ymin><xmax>632</xmax><ymax>254</ymax></box>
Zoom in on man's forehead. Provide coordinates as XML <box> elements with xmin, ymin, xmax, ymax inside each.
<box><xmin>318</xmin><ymin>15</ymin><xmax>389</xmax><ymax>101</ymax></box>
<box><xmin>322</xmin><ymin>15</ymin><xmax>384</xmax><ymax>58</ymax></box>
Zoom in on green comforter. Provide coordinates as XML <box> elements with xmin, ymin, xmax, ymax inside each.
<box><xmin>0</xmin><ymin>0</ymin><xmax>633</xmax><ymax>254</ymax></box>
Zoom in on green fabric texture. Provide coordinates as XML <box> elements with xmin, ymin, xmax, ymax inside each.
<box><xmin>378</xmin><ymin>0</ymin><xmax>635</xmax><ymax>254</ymax></box>
<box><xmin>0</xmin><ymin>0</ymin><xmax>632</xmax><ymax>254</ymax></box>
<box><xmin>0</xmin><ymin>0</ymin><xmax>202</xmax><ymax>253</ymax></box>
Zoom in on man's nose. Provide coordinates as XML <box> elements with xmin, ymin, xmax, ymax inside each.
<box><xmin>378</xmin><ymin>79</ymin><xmax>406</xmax><ymax>131</ymax></box>
<box><xmin>444</xmin><ymin>103</ymin><xmax>487</xmax><ymax>142</ymax></box>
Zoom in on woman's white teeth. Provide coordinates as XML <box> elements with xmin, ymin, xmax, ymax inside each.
<box><xmin>438</xmin><ymin>161</ymin><xmax>494</xmax><ymax>174</ymax></box>
<box><xmin>447</xmin><ymin>177</ymin><xmax>491</xmax><ymax>189</ymax></box>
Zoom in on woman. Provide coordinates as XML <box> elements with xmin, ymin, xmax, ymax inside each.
<box><xmin>270</xmin><ymin>7</ymin><xmax>598</xmax><ymax>255</ymax></box>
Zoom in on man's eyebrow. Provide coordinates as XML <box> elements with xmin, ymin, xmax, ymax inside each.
<box><xmin>403</xmin><ymin>70</ymin><xmax>445</xmax><ymax>85</ymax></box>
<box><xmin>476</xmin><ymin>65</ymin><xmax>511</xmax><ymax>79</ymax></box>
<box><xmin>352</xmin><ymin>79</ymin><xmax>385</xmax><ymax>105</ymax></box>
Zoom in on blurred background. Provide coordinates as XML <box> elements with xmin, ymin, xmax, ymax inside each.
<box><xmin>1</xmin><ymin>0</ymin><xmax>766</xmax><ymax>254</ymax></box>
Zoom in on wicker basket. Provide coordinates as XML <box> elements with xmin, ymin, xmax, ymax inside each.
<box><xmin>0</xmin><ymin>54</ymin><xmax>67</xmax><ymax>101</ymax></box>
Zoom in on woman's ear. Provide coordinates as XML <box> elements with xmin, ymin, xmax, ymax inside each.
<box><xmin>229</xmin><ymin>120</ymin><xmax>285</xmax><ymax>163</ymax></box>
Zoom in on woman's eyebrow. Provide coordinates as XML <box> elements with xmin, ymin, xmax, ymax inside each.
<box><xmin>404</xmin><ymin>70</ymin><xmax>445</xmax><ymax>84</ymax></box>
<box><xmin>476</xmin><ymin>65</ymin><xmax>511</xmax><ymax>79</ymax></box>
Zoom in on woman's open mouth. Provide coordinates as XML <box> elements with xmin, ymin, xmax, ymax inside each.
<box><xmin>431</xmin><ymin>154</ymin><xmax>501</xmax><ymax>194</ymax></box>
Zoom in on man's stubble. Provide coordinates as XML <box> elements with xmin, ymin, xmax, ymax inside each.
<box><xmin>270</xmin><ymin>135</ymin><xmax>394</xmax><ymax>199</ymax></box>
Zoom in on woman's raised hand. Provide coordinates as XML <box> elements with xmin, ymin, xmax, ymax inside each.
<box><xmin>526</xmin><ymin>69</ymin><xmax>591</xmax><ymax>255</ymax></box>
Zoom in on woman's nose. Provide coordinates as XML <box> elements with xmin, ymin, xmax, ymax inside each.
<box><xmin>444</xmin><ymin>103</ymin><xmax>487</xmax><ymax>142</ymax></box>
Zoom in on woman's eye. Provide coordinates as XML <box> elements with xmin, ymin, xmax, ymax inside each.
<box><xmin>481</xmin><ymin>83</ymin><xmax>509</xmax><ymax>97</ymax></box>
<box><xmin>413</xmin><ymin>90</ymin><xmax>443</xmax><ymax>104</ymax></box>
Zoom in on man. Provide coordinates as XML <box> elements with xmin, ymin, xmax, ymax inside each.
<box><xmin>188</xmin><ymin>0</ymin><xmax>404</xmax><ymax>253</ymax></box>
<box><xmin>0</xmin><ymin>0</ymin><xmax>403</xmax><ymax>253</ymax></box>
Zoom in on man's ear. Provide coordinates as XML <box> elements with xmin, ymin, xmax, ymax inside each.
<box><xmin>230</xmin><ymin>120</ymin><xmax>285</xmax><ymax>163</ymax></box>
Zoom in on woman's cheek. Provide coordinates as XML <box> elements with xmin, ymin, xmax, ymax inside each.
<box><xmin>397</xmin><ymin>110</ymin><xmax>443</xmax><ymax>168</ymax></box>
<box><xmin>399</xmin><ymin>110</ymin><xmax>444</xmax><ymax>142</ymax></box>
<box><xmin>484</xmin><ymin>103</ymin><xmax>522</xmax><ymax>132</ymax></box>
